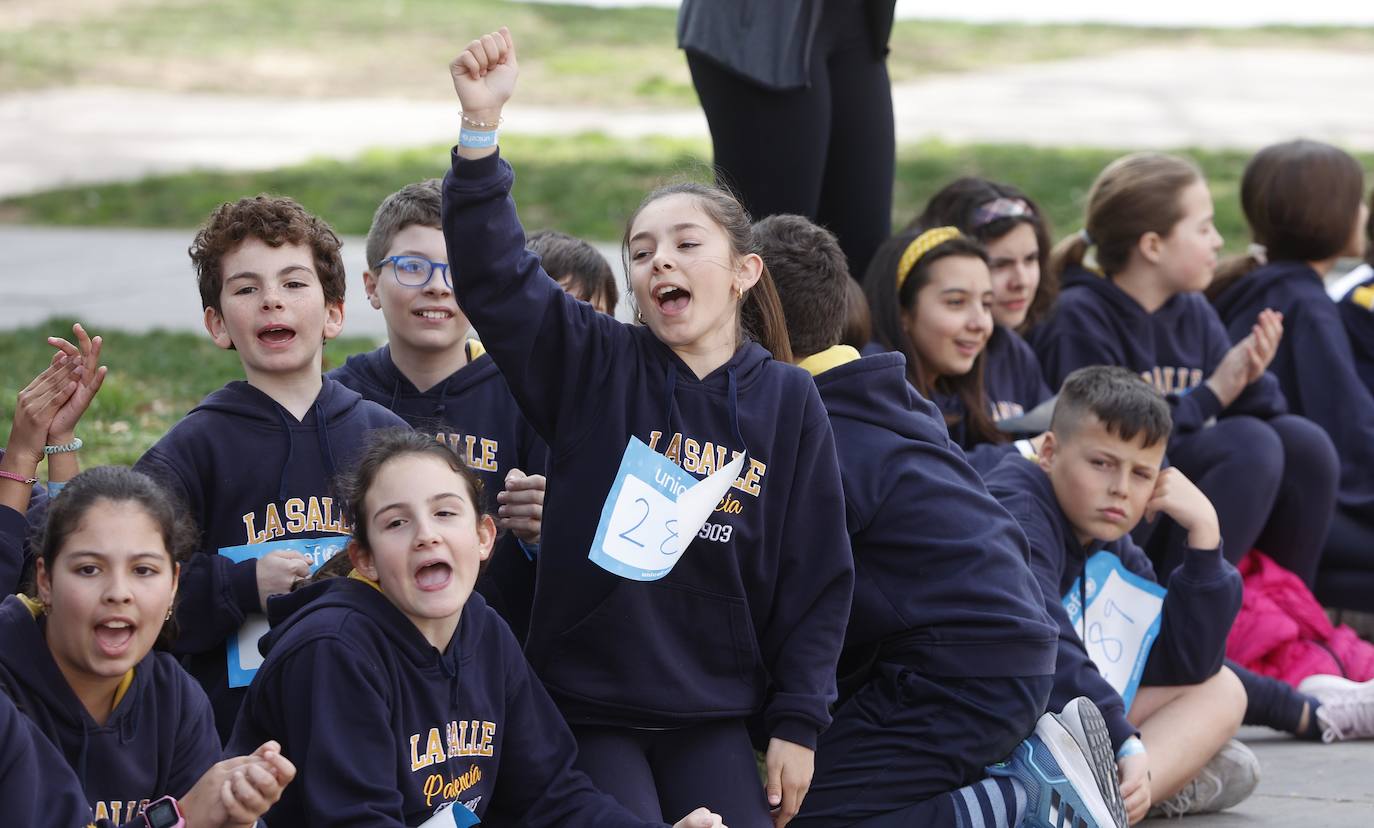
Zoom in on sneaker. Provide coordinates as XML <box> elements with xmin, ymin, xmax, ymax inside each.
<box><xmin>1147</xmin><ymin>739</ymin><xmax>1260</xmax><ymax>818</ymax></box>
<box><xmin>988</xmin><ymin>697</ymin><xmax>1128</xmax><ymax>828</ymax></box>
<box><xmin>1297</xmin><ymin>674</ymin><xmax>1374</xmax><ymax>743</ymax></box>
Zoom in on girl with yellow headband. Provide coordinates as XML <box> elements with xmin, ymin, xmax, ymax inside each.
<box><xmin>863</xmin><ymin>227</ymin><xmax>1046</xmax><ymax>474</ymax></box>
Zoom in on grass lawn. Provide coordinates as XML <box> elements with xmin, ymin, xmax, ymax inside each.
<box><xmin>0</xmin><ymin>321</ymin><xmax>381</xmax><ymax>472</ymax></box>
<box><xmin>2</xmin><ymin>0</ymin><xmax>1372</xmax><ymax>107</ymax></box>
<box><xmin>5</xmin><ymin>133</ymin><xmax>1356</xmax><ymax>253</ymax></box>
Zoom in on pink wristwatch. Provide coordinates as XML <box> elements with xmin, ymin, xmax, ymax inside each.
<box><xmin>141</xmin><ymin>796</ymin><xmax>185</xmax><ymax>828</ymax></box>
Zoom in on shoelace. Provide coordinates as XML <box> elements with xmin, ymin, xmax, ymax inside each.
<box><xmin>1155</xmin><ymin>766</ymin><xmax>1224</xmax><ymax>818</ymax></box>
<box><xmin>1317</xmin><ymin>688</ymin><xmax>1374</xmax><ymax>743</ymax></box>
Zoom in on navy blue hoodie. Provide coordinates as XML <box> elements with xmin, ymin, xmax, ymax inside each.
<box><xmin>1337</xmin><ymin>272</ymin><xmax>1374</xmax><ymax>400</ymax></box>
<box><xmin>1213</xmin><ymin>261</ymin><xmax>1374</xmax><ymax>512</ymax></box>
<box><xmin>133</xmin><ymin>378</ymin><xmax>407</xmax><ymax>736</ymax></box>
<box><xmin>806</xmin><ymin>347</ymin><xmax>1057</xmax><ymax>677</ymax></box>
<box><xmin>328</xmin><ymin>341</ymin><xmax>547</xmax><ymax>639</ymax></box>
<box><xmin>0</xmin><ymin>596</ymin><xmax>220</xmax><ymax>825</ymax></box>
<box><xmin>1031</xmin><ymin>267</ymin><xmax>1287</xmax><ymax>451</ymax></box>
<box><xmin>0</xmin><ymin>689</ymin><xmax>147</xmax><ymax>828</ymax></box>
<box><xmin>228</xmin><ymin>577</ymin><xmax>673</xmax><ymax>828</ymax></box>
<box><xmin>443</xmin><ymin>151</ymin><xmax>854</xmax><ymax>749</ymax></box>
<box><xmin>984</xmin><ymin>454</ymin><xmax>1242</xmax><ymax>750</ymax></box>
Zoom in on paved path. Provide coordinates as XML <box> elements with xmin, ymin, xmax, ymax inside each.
<box><xmin>4</xmin><ymin>47</ymin><xmax>1374</xmax><ymax>199</ymax></box>
<box><xmin>0</xmin><ymin>225</ymin><xmax>630</xmax><ymax>337</ymax></box>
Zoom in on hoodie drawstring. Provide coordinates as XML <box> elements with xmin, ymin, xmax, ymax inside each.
<box><xmin>662</xmin><ymin>362</ymin><xmax>749</xmax><ymax>458</ymax></box>
<box><xmin>274</xmin><ymin>406</ymin><xmax>296</xmax><ymax>503</ymax></box>
<box><xmin>274</xmin><ymin>401</ymin><xmax>339</xmax><ymax>503</ymax></box>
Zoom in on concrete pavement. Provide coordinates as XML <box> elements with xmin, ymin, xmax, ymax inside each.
<box><xmin>4</xmin><ymin>47</ymin><xmax>1374</xmax><ymax>199</ymax></box>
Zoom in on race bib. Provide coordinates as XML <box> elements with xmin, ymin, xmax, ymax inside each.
<box><xmin>589</xmin><ymin>436</ymin><xmax>746</xmax><ymax>581</ymax></box>
<box><xmin>1063</xmin><ymin>551</ymin><xmax>1167</xmax><ymax>709</ymax></box>
<box><xmin>417</xmin><ymin>801</ymin><xmax>481</xmax><ymax>828</ymax></box>
<box><xmin>220</xmin><ymin>536</ymin><xmax>348</xmax><ymax>688</ymax></box>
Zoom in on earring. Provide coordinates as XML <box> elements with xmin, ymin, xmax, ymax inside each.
<box><xmin>165</xmin><ymin>606</ymin><xmax>173</xmax><ymax>621</ymax></box>
<box><xmin>636</xmin><ymin>310</ymin><xmax>645</xmax><ymax>324</ymax></box>
<box><xmin>39</xmin><ymin>601</ymin><xmax>50</xmax><ymax>616</ymax></box>
<box><xmin>736</xmin><ymin>284</ymin><xmax>745</xmax><ymax>301</ymax></box>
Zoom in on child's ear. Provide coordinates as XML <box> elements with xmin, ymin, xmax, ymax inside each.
<box><xmin>736</xmin><ymin>252</ymin><xmax>764</xmax><ymax>294</ymax></box>
<box><xmin>362</xmin><ymin>271</ymin><xmax>383</xmax><ymax>310</ymax></box>
<box><xmin>1137</xmin><ymin>230</ymin><xmax>1165</xmax><ymax>266</ymax></box>
<box><xmin>1037</xmin><ymin>430</ymin><xmax>1059</xmax><ymax>473</ymax></box>
<box><xmin>203</xmin><ymin>306</ymin><xmax>235</xmax><ymax>351</ymax></box>
<box><xmin>347</xmin><ymin>540</ymin><xmax>378</xmax><ymax>581</ymax></box>
<box><xmin>323</xmin><ymin>301</ymin><xmax>345</xmax><ymax>342</ymax></box>
<box><xmin>34</xmin><ymin>558</ymin><xmax>53</xmax><ymax>607</ymax></box>
<box><xmin>476</xmin><ymin>514</ymin><xmax>497</xmax><ymax>561</ymax></box>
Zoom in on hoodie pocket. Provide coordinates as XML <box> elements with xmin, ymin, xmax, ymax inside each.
<box><xmin>547</xmin><ymin>580</ymin><xmax>766</xmax><ymax>720</ymax></box>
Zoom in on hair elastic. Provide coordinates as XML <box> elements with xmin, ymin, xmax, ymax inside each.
<box><xmin>1247</xmin><ymin>243</ymin><xmax>1269</xmax><ymax>266</ymax></box>
<box><xmin>896</xmin><ymin>226</ymin><xmax>964</xmax><ymax>293</ymax></box>
<box><xmin>970</xmin><ymin>197</ymin><xmax>1032</xmax><ymax>230</ymax></box>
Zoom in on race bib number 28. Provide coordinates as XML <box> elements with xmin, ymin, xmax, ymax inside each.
<box><xmin>589</xmin><ymin>437</ymin><xmax>745</xmax><ymax>581</ymax></box>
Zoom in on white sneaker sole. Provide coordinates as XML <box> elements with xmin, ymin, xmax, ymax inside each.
<box><xmin>1036</xmin><ymin>714</ymin><xmax>1121</xmax><ymax>828</ymax></box>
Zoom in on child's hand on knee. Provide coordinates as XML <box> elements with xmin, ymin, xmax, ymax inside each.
<box><xmin>673</xmin><ymin>807</ymin><xmax>727</xmax><ymax>828</ymax></box>
<box><xmin>1117</xmin><ymin>750</ymin><xmax>1151</xmax><ymax>825</ymax></box>
<box><xmin>450</xmin><ymin>27</ymin><xmax>518</xmax><ymax>123</ymax></box>
<box><xmin>765</xmin><ymin>737</ymin><xmax>814</xmax><ymax>828</ymax></box>
<box><xmin>1144</xmin><ymin>467</ymin><xmax>1220</xmax><ymax>550</ymax></box>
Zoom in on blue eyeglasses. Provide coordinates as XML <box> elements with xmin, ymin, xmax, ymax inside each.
<box><xmin>375</xmin><ymin>255</ymin><xmax>452</xmax><ymax>289</ymax></box>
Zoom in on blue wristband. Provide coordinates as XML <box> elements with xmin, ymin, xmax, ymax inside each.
<box><xmin>1116</xmin><ymin>736</ymin><xmax>1146</xmax><ymax>759</ymax></box>
<box><xmin>459</xmin><ymin>128</ymin><xmax>497</xmax><ymax>149</ymax></box>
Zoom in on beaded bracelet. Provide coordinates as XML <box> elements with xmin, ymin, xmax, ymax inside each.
<box><xmin>44</xmin><ymin>436</ymin><xmax>83</xmax><ymax>455</ymax></box>
<box><xmin>460</xmin><ymin>112</ymin><xmax>503</xmax><ymax>130</ymax></box>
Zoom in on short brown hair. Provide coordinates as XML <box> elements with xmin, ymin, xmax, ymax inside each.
<box><xmin>527</xmin><ymin>229</ymin><xmax>618</xmax><ymax>313</ymax></box>
<box><xmin>366</xmin><ymin>179</ymin><xmax>442</xmax><ymax>272</ymax></box>
<box><xmin>189</xmin><ymin>195</ymin><xmax>346</xmax><ymax>314</ymax></box>
<box><xmin>752</xmin><ymin>214</ymin><xmax>850</xmax><ymax>359</ymax></box>
<box><xmin>1049</xmin><ymin>153</ymin><xmax>1202</xmax><ymax>281</ymax></box>
<box><xmin>1051</xmin><ymin>365</ymin><xmax>1172</xmax><ymax>448</ymax></box>
<box><xmin>1210</xmin><ymin>140</ymin><xmax>1367</xmax><ymax>297</ymax></box>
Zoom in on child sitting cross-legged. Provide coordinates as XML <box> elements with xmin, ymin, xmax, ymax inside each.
<box><xmin>758</xmin><ymin>213</ymin><xmax>1128</xmax><ymax>828</ymax></box>
<box><xmin>984</xmin><ymin>366</ymin><xmax>1251</xmax><ymax>823</ymax></box>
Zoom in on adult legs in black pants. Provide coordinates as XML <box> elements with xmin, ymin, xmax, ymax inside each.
<box><xmin>685</xmin><ymin>1</ymin><xmax>894</xmax><ymax>284</ymax></box>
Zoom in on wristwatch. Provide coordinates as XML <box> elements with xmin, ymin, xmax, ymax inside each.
<box><xmin>141</xmin><ymin>796</ymin><xmax>185</xmax><ymax>828</ymax></box>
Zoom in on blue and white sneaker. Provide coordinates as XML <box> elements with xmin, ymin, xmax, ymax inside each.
<box><xmin>988</xmin><ymin>697</ymin><xmax>1128</xmax><ymax>828</ymax></box>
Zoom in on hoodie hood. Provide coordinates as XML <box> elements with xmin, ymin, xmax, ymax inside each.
<box><xmin>811</xmin><ymin>350</ymin><xmax>948</xmax><ymax>446</ymax></box>
<box><xmin>261</xmin><ymin>576</ymin><xmax>488</xmax><ymax>679</ymax></box>
<box><xmin>190</xmin><ymin>378</ymin><xmax>368</xmax><ymax>503</ymax></box>
<box><xmin>332</xmin><ymin>342</ymin><xmax>497</xmax><ymax>429</ymax></box>
<box><xmin>645</xmin><ymin>331</ymin><xmax>775</xmax><ymax>455</ymax></box>
<box><xmin>1212</xmin><ymin>259</ymin><xmax>1324</xmax><ymax>322</ymax></box>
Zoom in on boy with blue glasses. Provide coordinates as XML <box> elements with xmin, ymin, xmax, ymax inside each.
<box><xmin>329</xmin><ymin>179</ymin><xmax>548</xmax><ymax>641</ymax></box>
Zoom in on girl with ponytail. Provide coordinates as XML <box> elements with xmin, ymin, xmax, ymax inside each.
<box><xmin>1030</xmin><ymin>152</ymin><xmax>1337</xmax><ymax>591</ymax></box>
<box><xmin>1210</xmin><ymin>140</ymin><xmax>1374</xmax><ymax>613</ymax></box>
<box><xmin>442</xmin><ymin>28</ymin><xmax>853</xmax><ymax>826</ymax></box>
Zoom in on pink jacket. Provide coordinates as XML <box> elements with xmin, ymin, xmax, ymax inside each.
<box><xmin>1227</xmin><ymin>551</ymin><xmax>1374</xmax><ymax>685</ymax></box>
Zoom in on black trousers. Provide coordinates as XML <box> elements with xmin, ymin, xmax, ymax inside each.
<box><xmin>686</xmin><ymin>0</ymin><xmax>895</xmax><ymax>284</ymax></box>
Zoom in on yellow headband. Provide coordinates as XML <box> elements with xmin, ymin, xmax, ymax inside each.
<box><xmin>896</xmin><ymin>226</ymin><xmax>964</xmax><ymax>293</ymax></box>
